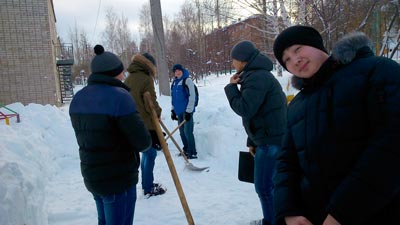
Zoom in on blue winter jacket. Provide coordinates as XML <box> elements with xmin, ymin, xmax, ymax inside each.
<box><xmin>69</xmin><ymin>74</ymin><xmax>151</xmax><ymax>196</ymax></box>
<box><xmin>171</xmin><ymin>68</ymin><xmax>196</xmax><ymax>115</ymax></box>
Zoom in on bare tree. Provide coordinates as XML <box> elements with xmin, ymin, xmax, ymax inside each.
<box><xmin>68</xmin><ymin>23</ymin><xmax>92</xmax><ymax>80</ymax></box>
<box><xmin>139</xmin><ymin>3</ymin><xmax>154</xmax><ymax>53</ymax></box>
<box><xmin>103</xmin><ymin>7</ymin><xmax>118</xmax><ymax>52</ymax></box>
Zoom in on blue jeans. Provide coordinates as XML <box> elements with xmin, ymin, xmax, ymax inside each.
<box><xmin>178</xmin><ymin>113</ymin><xmax>197</xmax><ymax>156</ymax></box>
<box><xmin>141</xmin><ymin>147</ymin><xmax>157</xmax><ymax>193</ymax></box>
<box><xmin>93</xmin><ymin>185</ymin><xmax>137</xmax><ymax>225</ymax></box>
<box><xmin>254</xmin><ymin>145</ymin><xmax>279</xmax><ymax>225</ymax></box>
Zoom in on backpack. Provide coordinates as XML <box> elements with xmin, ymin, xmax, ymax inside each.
<box><xmin>183</xmin><ymin>77</ymin><xmax>199</xmax><ymax>107</ymax></box>
<box><xmin>172</xmin><ymin>77</ymin><xmax>198</xmax><ymax>107</ymax></box>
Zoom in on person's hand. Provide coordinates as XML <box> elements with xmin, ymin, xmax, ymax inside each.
<box><xmin>249</xmin><ymin>146</ymin><xmax>256</xmax><ymax>157</ymax></box>
<box><xmin>322</xmin><ymin>214</ymin><xmax>340</xmax><ymax>225</ymax></box>
<box><xmin>184</xmin><ymin>112</ymin><xmax>191</xmax><ymax>121</ymax></box>
<box><xmin>285</xmin><ymin>216</ymin><xmax>314</xmax><ymax>225</ymax></box>
<box><xmin>171</xmin><ymin>110</ymin><xmax>178</xmax><ymax>120</ymax></box>
<box><xmin>229</xmin><ymin>74</ymin><xmax>240</xmax><ymax>84</ymax></box>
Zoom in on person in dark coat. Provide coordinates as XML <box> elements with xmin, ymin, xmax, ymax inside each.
<box><xmin>69</xmin><ymin>45</ymin><xmax>151</xmax><ymax>225</ymax></box>
<box><xmin>273</xmin><ymin>25</ymin><xmax>400</xmax><ymax>225</ymax></box>
<box><xmin>124</xmin><ymin>52</ymin><xmax>166</xmax><ymax>197</ymax></box>
<box><xmin>224</xmin><ymin>40</ymin><xmax>287</xmax><ymax>225</ymax></box>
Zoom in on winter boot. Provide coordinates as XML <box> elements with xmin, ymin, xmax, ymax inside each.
<box><xmin>144</xmin><ymin>185</ymin><xmax>166</xmax><ymax>198</ymax></box>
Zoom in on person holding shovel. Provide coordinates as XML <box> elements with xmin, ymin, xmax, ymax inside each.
<box><xmin>124</xmin><ymin>52</ymin><xmax>167</xmax><ymax>198</ymax></box>
<box><xmin>170</xmin><ymin>64</ymin><xmax>198</xmax><ymax>159</ymax></box>
<box><xmin>224</xmin><ymin>40</ymin><xmax>287</xmax><ymax>225</ymax></box>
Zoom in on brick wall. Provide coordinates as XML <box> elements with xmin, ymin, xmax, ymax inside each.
<box><xmin>0</xmin><ymin>0</ymin><xmax>60</xmax><ymax>106</ymax></box>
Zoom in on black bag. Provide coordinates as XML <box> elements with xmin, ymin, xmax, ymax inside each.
<box><xmin>238</xmin><ymin>151</ymin><xmax>254</xmax><ymax>183</ymax></box>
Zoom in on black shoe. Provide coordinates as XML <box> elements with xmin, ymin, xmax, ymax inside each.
<box><xmin>187</xmin><ymin>154</ymin><xmax>198</xmax><ymax>159</ymax></box>
<box><xmin>153</xmin><ymin>183</ymin><xmax>162</xmax><ymax>188</ymax></box>
<box><xmin>144</xmin><ymin>185</ymin><xmax>166</xmax><ymax>198</ymax></box>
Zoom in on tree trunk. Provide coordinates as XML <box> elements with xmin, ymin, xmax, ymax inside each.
<box><xmin>150</xmin><ymin>0</ymin><xmax>171</xmax><ymax>96</ymax></box>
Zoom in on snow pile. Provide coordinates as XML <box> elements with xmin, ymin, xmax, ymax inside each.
<box><xmin>0</xmin><ymin>72</ymin><xmax>293</xmax><ymax>224</ymax></box>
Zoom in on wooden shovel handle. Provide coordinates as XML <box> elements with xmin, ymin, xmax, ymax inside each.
<box><xmin>143</xmin><ymin>92</ymin><xmax>194</xmax><ymax>225</ymax></box>
<box><xmin>165</xmin><ymin>120</ymin><xmax>186</xmax><ymax>141</ymax></box>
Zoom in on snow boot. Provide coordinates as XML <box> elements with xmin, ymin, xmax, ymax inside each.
<box><xmin>144</xmin><ymin>185</ymin><xmax>166</xmax><ymax>198</ymax></box>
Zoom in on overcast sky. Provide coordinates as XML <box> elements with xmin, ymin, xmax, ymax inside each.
<box><xmin>53</xmin><ymin>0</ymin><xmax>186</xmax><ymax>45</ymax></box>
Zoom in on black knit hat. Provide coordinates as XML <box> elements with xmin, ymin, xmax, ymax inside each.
<box><xmin>142</xmin><ymin>52</ymin><xmax>156</xmax><ymax>66</ymax></box>
<box><xmin>230</xmin><ymin>40</ymin><xmax>258</xmax><ymax>62</ymax></box>
<box><xmin>90</xmin><ymin>45</ymin><xmax>124</xmax><ymax>77</ymax></box>
<box><xmin>172</xmin><ymin>64</ymin><xmax>184</xmax><ymax>72</ymax></box>
<box><xmin>273</xmin><ymin>25</ymin><xmax>327</xmax><ymax>69</ymax></box>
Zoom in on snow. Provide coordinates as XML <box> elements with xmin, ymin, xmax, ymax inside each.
<box><xmin>0</xmin><ymin>72</ymin><xmax>295</xmax><ymax>225</ymax></box>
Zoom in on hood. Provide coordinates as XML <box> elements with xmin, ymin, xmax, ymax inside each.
<box><xmin>126</xmin><ymin>54</ymin><xmax>157</xmax><ymax>78</ymax></box>
<box><xmin>331</xmin><ymin>32</ymin><xmax>373</xmax><ymax>64</ymax></box>
<box><xmin>243</xmin><ymin>51</ymin><xmax>273</xmax><ymax>72</ymax></box>
<box><xmin>292</xmin><ymin>32</ymin><xmax>373</xmax><ymax>90</ymax></box>
<box><xmin>174</xmin><ymin>68</ymin><xmax>190</xmax><ymax>81</ymax></box>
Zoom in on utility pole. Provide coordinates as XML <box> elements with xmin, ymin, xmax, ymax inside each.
<box><xmin>149</xmin><ymin>0</ymin><xmax>171</xmax><ymax>96</ymax></box>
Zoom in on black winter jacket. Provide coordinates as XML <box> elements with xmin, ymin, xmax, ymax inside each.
<box><xmin>225</xmin><ymin>51</ymin><xmax>287</xmax><ymax>147</ymax></box>
<box><xmin>69</xmin><ymin>74</ymin><xmax>151</xmax><ymax>196</ymax></box>
<box><xmin>274</xmin><ymin>33</ymin><xmax>400</xmax><ymax>225</ymax></box>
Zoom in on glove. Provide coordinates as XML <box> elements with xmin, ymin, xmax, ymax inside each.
<box><xmin>184</xmin><ymin>112</ymin><xmax>192</xmax><ymax>121</ymax></box>
<box><xmin>171</xmin><ymin>110</ymin><xmax>178</xmax><ymax>120</ymax></box>
<box><xmin>149</xmin><ymin>130</ymin><xmax>166</xmax><ymax>151</ymax></box>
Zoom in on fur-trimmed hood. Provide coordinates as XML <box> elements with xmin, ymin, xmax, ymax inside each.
<box><xmin>127</xmin><ymin>54</ymin><xmax>157</xmax><ymax>78</ymax></box>
<box><xmin>292</xmin><ymin>32</ymin><xmax>373</xmax><ymax>90</ymax></box>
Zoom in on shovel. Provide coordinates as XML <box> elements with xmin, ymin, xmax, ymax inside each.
<box><xmin>143</xmin><ymin>92</ymin><xmax>195</xmax><ymax>225</ymax></box>
<box><xmin>159</xmin><ymin>119</ymin><xmax>210</xmax><ymax>172</ymax></box>
<box><xmin>165</xmin><ymin>120</ymin><xmax>185</xmax><ymax>141</ymax></box>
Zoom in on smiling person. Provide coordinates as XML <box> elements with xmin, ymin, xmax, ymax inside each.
<box><xmin>273</xmin><ymin>25</ymin><xmax>400</xmax><ymax>225</ymax></box>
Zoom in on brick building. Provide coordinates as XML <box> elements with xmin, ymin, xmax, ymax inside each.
<box><xmin>0</xmin><ymin>0</ymin><xmax>72</xmax><ymax>106</ymax></box>
<box><xmin>205</xmin><ymin>14</ymin><xmax>274</xmax><ymax>74</ymax></box>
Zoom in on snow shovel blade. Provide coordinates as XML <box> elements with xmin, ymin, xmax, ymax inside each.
<box><xmin>185</xmin><ymin>162</ymin><xmax>209</xmax><ymax>172</ymax></box>
<box><xmin>159</xmin><ymin>120</ymin><xmax>210</xmax><ymax>172</ymax></box>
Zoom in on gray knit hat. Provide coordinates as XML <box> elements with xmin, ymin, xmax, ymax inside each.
<box><xmin>230</xmin><ymin>40</ymin><xmax>258</xmax><ymax>62</ymax></box>
<box><xmin>273</xmin><ymin>25</ymin><xmax>327</xmax><ymax>70</ymax></box>
<box><xmin>142</xmin><ymin>52</ymin><xmax>156</xmax><ymax>66</ymax></box>
<box><xmin>90</xmin><ymin>45</ymin><xmax>124</xmax><ymax>77</ymax></box>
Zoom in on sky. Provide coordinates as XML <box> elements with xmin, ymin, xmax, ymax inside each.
<box><xmin>53</xmin><ymin>0</ymin><xmax>186</xmax><ymax>45</ymax></box>
<box><xmin>0</xmin><ymin>71</ymin><xmax>297</xmax><ymax>225</ymax></box>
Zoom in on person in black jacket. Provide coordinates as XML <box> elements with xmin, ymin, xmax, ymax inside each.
<box><xmin>273</xmin><ymin>25</ymin><xmax>400</xmax><ymax>225</ymax></box>
<box><xmin>225</xmin><ymin>40</ymin><xmax>287</xmax><ymax>225</ymax></box>
<box><xmin>69</xmin><ymin>45</ymin><xmax>151</xmax><ymax>225</ymax></box>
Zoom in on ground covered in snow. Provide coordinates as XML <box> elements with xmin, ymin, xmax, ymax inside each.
<box><xmin>0</xmin><ymin>72</ymin><xmax>295</xmax><ymax>225</ymax></box>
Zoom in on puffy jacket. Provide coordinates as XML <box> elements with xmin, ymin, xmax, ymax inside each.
<box><xmin>224</xmin><ymin>51</ymin><xmax>287</xmax><ymax>147</ymax></box>
<box><xmin>69</xmin><ymin>74</ymin><xmax>151</xmax><ymax>196</ymax></box>
<box><xmin>171</xmin><ymin>68</ymin><xmax>196</xmax><ymax>115</ymax></box>
<box><xmin>124</xmin><ymin>54</ymin><xmax>162</xmax><ymax>130</ymax></box>
<box><xmin>274</xmin><ymin>33</ymin><xmax>400</xmax><ymax>225</ymax></box>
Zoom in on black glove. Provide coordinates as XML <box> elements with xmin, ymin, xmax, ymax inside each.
<box><xmin>149</xmin><ymin>130</ymin><xmax>166</xmax><ymax>151</ymax></box>
<box><xmin>171</xmin><ymin>110</ymin><xmax>178</xmax><ymax>120</ymax></box>
<box><xmin>184</xmin><ymin>112</ymin><xmax>192</xmax><ymax>121</ymax></box>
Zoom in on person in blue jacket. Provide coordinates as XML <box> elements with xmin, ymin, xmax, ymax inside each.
<box><xmin>69</xmin><ymin>45</ymin><xmax>151</xmax><ymax>225</ymax></box>
<box><xmin>170</xmin><ymin>64</ymin><xmax>198</xmax><ymax>159</ymax></box>
<box><xmin>273</xmin><ymin>25</ymin><xmax>400</xmax><ymax>225</ymax></box>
